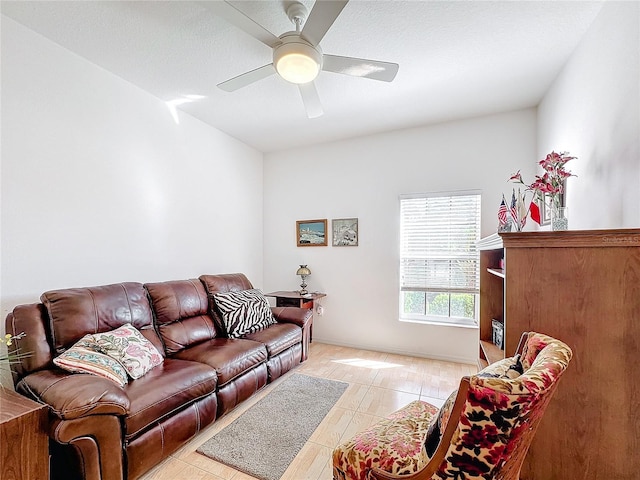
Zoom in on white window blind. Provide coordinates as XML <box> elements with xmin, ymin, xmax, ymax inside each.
<box><xmin>400</xmin><ymin>192</ymin><xmax>481</xmax><ymax>296</ymax></box>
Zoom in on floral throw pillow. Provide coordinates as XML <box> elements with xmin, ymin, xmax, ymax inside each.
<box><xmin>92</xmin><ymin>324</ymin><xmax>163</xmax><ymax>379</ymax></box>
<box><xmin>53</xmin><ymin>335</ymin><xmax>128</xmax><ymax>387</ymax></box>
<box><xmin>213</xmin><ymin>289</ymin><xmax>276</xmax><ymax>339</ymax></box>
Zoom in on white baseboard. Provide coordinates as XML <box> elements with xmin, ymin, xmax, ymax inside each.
<box><xmin>311</xmin><ymin>337</ymin><xmax>477</xmax><ymax>366</ymax></box>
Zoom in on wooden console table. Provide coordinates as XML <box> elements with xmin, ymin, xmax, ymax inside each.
<box><xmin>0</xmin><ymin>389</ymin><xmax>49</xmax><ymax>480</ymax></box>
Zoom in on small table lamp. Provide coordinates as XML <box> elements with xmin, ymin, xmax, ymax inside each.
<box><xmin>296</xmin><ymin>265</ymin><xmax>311</xmax><ymax>295</ymax></box>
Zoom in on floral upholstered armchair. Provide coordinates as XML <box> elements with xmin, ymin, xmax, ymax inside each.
<box><xmin>332</xmin><ymin>332</ymin><xmax>573</xmax><ymax>480</ymax></box>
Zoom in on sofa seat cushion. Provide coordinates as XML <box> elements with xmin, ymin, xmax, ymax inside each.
<box><xmin>173</xmin><ymin>338</ymin><xmax>267</xmax><ymax>387</ymax></box>
<box><xmin>123</xmin><ymin>358</ymin><xmax>217</xmax><ymax>440</ymax></box>
<box><xmin>243</xmin><ymin>322</ymin><xmax>302</xmax><ymax>357</ymax></box>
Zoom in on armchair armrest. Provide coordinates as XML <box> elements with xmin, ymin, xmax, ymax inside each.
<box><xmin>516</xmin><ymin>331</ymin><xmax>529</xmax><ymax>355</ymax></box>
<box><xmin>16</xmin><ymin>369</ymin><xmax>130</xmax><ymax>420</ymax></box>
<box><xmin>271</xmin><ymin>306</ymin><xmax>312</xmax><ymax>328</ymax></box>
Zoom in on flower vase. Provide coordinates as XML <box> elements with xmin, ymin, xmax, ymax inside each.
<box><xmin>551</xmin><ymin>205</ymin><xmax>568</xmax><ymax>231</ymax></box>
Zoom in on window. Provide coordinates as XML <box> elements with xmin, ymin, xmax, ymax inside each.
<box><xmin>399</xmin><ymin>191</ymin><xmax>481</xmax><ymax>326</ymax></box>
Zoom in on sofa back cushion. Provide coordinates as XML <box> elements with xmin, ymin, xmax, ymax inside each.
<box><xmin>199</xmin><ymin>273</ymin><xmax>254</xmax><ymax>332</ymax></box>
<box><xmin>199</xmin><ymin>273</ymin><xmax>253</xmax><ymax>294</ymax></box>
<box><xmin>145</xmin><ymin>279</ymin><xmax>220</xmax><ymax>355</ymax></box>
<box><xmin>41</xmin><ymin>282</ymin><xmax>162</xmax><ymax>355</ymax></box>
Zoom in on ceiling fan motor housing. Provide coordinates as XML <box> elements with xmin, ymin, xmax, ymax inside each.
<box><xmin>273</xmin><ymin>33</ymin><xmax>323</xmax><ymax>84</ymax></box>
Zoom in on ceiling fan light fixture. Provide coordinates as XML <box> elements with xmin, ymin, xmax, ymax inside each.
<box><xmin>273</xmin><ymin>37</ymin><xmax>322</xmax><ymax>84</ymax></box>
<box><xmin>276</xmin><ymin>53</ymin><xmax>319</xmax><ymax>84</ymax></box>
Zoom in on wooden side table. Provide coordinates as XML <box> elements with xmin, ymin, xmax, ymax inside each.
<box><xmin>0</xmin><ymin>389</ymin><xmax>49</xmax><ymax>480</ymax></box>
<box><xmin>265</xmin><ymin>291</ymin><xmax>326</xmax><ymax>341</ymax></box>
<box><xmin>265</xmin><ymin>291</ymin><xmax>326</xmax><ymax>309</ymax></box>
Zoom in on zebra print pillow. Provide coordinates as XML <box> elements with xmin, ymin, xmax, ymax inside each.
<box><xmin>213</xmin><ymin>289</ymin><xmax>276</xmax><ymax>339</ymax></box>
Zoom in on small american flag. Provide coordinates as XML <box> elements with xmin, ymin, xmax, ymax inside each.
<box><xmin>498</xmin><ymin>195</ymin><xmax>508</xmax><ymax>225</ymax></box>
<box><xmin>510</xmin><ymin>189</ymin><xmax>518</xmax><ymax>224</ymax></box>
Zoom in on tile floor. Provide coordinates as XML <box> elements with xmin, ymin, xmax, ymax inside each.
<box><xmin>140</xmin><ymin>342</ymin><xmax>477</xmax><ymax>480</ymax></box>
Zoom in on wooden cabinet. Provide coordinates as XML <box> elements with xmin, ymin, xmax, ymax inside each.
<box><xmin>478</xmin><ymin>229</ymin><xmax>640</xmax><ymax>480</ymax></box>
<box><xmin>0</xmin><ymin>388</ymin><xmax>49</xmax><ymax>480</ymax></box>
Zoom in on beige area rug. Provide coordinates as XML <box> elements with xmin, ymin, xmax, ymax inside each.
<box><xmin>197</xmin><ymin>373</ymin><xmax>348</xmax><ymax>480</ymax></box>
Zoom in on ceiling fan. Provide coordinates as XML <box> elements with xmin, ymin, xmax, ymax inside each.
<box><xmin>207</xmin><ymin>0</ymin><xmax>399</xmax><ymax>118</ymax></box>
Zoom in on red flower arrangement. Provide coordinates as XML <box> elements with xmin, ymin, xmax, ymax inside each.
<box><xmin>510</xmin><ymin>151</ymin><xmax>576</xmax><ymax>207</ymax></box>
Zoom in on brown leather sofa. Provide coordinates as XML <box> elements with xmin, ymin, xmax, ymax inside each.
<box><xmin>5</xmin><ymin>273</ymin><xmax>312</xmax><ymax>480</ymax></box>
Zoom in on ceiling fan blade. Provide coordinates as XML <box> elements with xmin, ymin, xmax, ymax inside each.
<box><xmin>301</xmin><ymin>0</ymin><xmax>349</xmax><ymax>46</ymax></box>
<box><xmin>218</xmin><ymin>64</ymin><xmax>276</xmax><ymax>92</ymax></box>
<box><xmin>201</xmin><ymin>1</ymin><xmax>280</xmax><ymax>48</ymax></box>
<box><xmin>298</xmin><ymin>82</ymin><xmax>324</xmax><ymax>118</ymax></box>
<box><xmin>322</xmin><ymin>54</ymin><xmax>399</xmax><ymax>82</ymax></box>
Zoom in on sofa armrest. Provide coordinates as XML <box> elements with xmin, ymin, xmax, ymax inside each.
<box><xmin>271</xmin><ymin>306</ymin><xmax>312</xmax><ymax>328</ymax></box>
<box><xmin>16</xmin><ymin>369</ymin><xmax>129</xmax><ymax>420</ymax></box>
<box><xmin>50</xmin><ymin>415</ymin><xmax>125</xmax><ymax>480</ymax></box>
<box><xmin>271</xmin><ymin>307</ymin><xmax>313</xmax><ymax>361</ymax></box>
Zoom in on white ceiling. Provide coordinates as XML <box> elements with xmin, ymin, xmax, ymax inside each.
<box><xmin>2</xmin><ymin>1</ymin><xmax>604</xmax><ymax>153</ymax></box>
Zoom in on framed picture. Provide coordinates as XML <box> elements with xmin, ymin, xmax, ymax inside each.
<box><xmin>332</xmin><ymin>218</ymin><xmax>358</xmax><ymax>246</ymax></box>
<box><xmin>296</xmin><ymin>219</ymin><xmax>327</xmax><ymax>246</ymax></box>
<box><xmin>540</xmin><ymin>195</ymin><xmax>551</xmax><ymax>226</ymax></box>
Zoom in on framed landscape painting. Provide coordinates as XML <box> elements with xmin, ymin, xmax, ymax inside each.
<box><xmin>332</xmin><ymin>218</ymin><xmax>358</xmax><ymax>246</ymax></box>
<box><xmin>296</xmin><ymin>219</ymin><xmax>327</xmax><ymax>246</ymax></box>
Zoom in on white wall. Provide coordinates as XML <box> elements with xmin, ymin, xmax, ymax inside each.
<box><xmin>7</xmin><ymin>1</ymin><xmax>635</xmax><ymax>372</ymax></box>
<box><xmin>538</xmin><ymin>1</ymin><xmax>640</xmax><ymax>228</ymax></box>
<box><xmin>264</xmin><ymin>109</ymin><xmax>537</xmax><ymax>364</ymax></box>
<box><xmin>1</xmin><ymin>17</ymin><xmax>264</xmax><ymax>323</ymax></box>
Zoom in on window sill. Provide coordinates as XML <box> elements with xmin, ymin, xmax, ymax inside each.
<box><xmin>399</xmin><ymin>317</ymin><xmax>479</xmax><ymax>329</ymax></box>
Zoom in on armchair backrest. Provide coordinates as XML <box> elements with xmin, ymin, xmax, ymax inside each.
<box><xmin>425</xmin><ymin>332</ymin><xmax>573</xmax><ymax>480</ymax></box>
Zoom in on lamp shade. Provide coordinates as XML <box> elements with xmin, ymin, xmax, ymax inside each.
<box><xmin>296</xmin><ymin>265</ymin><xmax>311</xmax><ymax>276</ymax></box>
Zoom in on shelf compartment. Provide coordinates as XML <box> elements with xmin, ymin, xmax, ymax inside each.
<box><xmin>487</xmin><ymin>268</ymin><xmax>505</xmax><ymax>278</ymax></box>
<box><xmin>480</xmin><ymin>340</ymin><xmax>505</xmax><ymax>365</ymax></box>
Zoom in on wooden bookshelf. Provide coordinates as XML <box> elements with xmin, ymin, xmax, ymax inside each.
<box><xmin>479</xmin><ymin>339</ymin><xmax>503</xmax><ymax>365</ymax></box>
<box><xmin>478</xmin><ymin>229</ymin><xmax>640</xmax><ymax>480</ymax></box>
<box><xmin>478</xmin><ymin>233</ymin><xmax>505</xmax><ymax>367</ymax></box>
